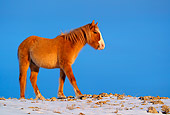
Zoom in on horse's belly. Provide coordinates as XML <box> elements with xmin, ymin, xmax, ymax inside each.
<box><xmin>30</xmin><ymin>53</ymin><xmax>59</xmax><ymax>69</ymax></box>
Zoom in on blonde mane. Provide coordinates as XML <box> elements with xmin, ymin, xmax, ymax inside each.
<box><xmin>62</xmin><ymin>24</ymin><xmax>91</xmax><ymax>44</ymax></box>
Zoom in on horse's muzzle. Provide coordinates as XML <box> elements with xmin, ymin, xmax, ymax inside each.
<box><xmin>98</xmin><ymin>43</ymin><xmax>105</xmax><ymax>50</ymax></box>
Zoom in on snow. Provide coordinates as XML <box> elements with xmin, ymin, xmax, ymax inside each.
<box><xmin>0</xmin><ymin>95</ymin><xmax>170</xmax><ymax>115</ymax></box>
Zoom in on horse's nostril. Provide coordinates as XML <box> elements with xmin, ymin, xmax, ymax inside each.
<box><xmin>101</xmin><ymin>44</ymin><xmax>105</xmax><ymax>49</ymax></box>
<box><xmin>98</xmin><ymin>43</ymin><xmax>105</xmax><ymax>50</ymax></box>
<box><xmin>98</xmin><ymin>45</ymin><xmax>100</xmax><ymax>48</ymax></box>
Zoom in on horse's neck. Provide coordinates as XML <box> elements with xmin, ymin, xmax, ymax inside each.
<box><xmin>69</xmin><ymin>38</ymin><xmax>86</xmax><ymax>54</ymax></box>
<box><xmin>54</xmin><ymin>35</ymin><xmax>86</xmax><ymax>52</ymax></box>
<box><xmin>76</xmin><ymin>41</ymin><xmax>86</xmax><ymax>51</ymax></box>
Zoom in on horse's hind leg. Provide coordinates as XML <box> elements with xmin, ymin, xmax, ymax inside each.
<box><xmin>57</xmin><ymin>69</ymin><xmax>66</xmax><ymax>99</ymax></box>
<box><xmin>30</xmin><ymin>62</ymin><xmax>45</xmax><ymax>100</ymax></box>
<box><xmin>19</xmin><ymin>59</ymin><xmax>29</xmax><ymax>99</ymax></box>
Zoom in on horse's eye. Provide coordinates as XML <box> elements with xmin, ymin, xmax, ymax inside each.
<box><xmin>93</xmin><ymin>31</ymin><xmax>97</xmax><ymax>34</ymax></box>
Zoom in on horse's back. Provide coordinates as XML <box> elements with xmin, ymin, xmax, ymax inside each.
<box><xmin>18</xmin><ymin>35</ymin><xmax>39</xmax><ymax>49</ymax></box>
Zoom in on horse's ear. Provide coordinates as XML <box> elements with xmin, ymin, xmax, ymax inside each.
<box><xmin>91</xmin><ymin>20</ymin><xmax>95</xmax><ymax>26</ymax></box>
<box><xmin>95</xmin><ymin>22</ymin><xmax>98</xmax><ymax>26</ymax></box>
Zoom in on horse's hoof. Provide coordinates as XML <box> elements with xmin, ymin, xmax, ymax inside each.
<box><xmin>57</xmin><ymin>95</ymin><xmax>67</xmax><ymax>99</ymax></box>
<box><xmin>57</xmin><ymin>97</ymin><xmax>67</xmax><ymax>99</ymax></box>
<box><xmin>39</xmin><ymin>96</ymin><xmax>45</xmax><ymax>100</ymax></box>
<box><xmin>76</xmin><ymin>95</ymin><xmax>86</xmax><ymax>99</ymax></box>
<box><xmin>57</xmin><ymin>92</ymin><xmax>66</xmax><ymax>99</ymax></box>
<box><xmin>19</xmin><ymin>97</ymin><xmax>26</xmax><ymax>100</ymax></box>
<box><xmin>35</xmin><ymin>95</ymin><xmax>45</xmax><ymax>100</ymax></box>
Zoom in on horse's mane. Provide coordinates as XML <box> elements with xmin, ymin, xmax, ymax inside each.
<box><xmin>61</xmin><ymin>24</ymin><xmax>91</xmax><ymax>44</ymax></box>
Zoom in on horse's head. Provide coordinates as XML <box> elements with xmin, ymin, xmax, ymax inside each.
<box><xmin>87</xmin><ymin>20</ymin><xmax>105</xmax><ymax>50</ymax></box>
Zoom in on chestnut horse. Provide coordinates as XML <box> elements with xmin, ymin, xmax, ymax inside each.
<box><xmin>18</xmin><ymin>20</ymin><xmax>105</xmax><ymax>99</ymax></box>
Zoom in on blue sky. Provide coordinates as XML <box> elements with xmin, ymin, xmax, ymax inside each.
<box><xmin>0</xmin><ymin>0</ymin><xmax>170</xmax><ymax>98</ymax></box>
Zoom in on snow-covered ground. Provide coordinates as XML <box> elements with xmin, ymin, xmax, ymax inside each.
<box><xmin>0</xmin><ymin>94</ymin><xmax>170</xmax><ymax>115</ymax></box>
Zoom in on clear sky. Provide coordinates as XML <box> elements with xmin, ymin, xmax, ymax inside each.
<box><xmin>0</xmin><ymin>0</ymin><xmax>170</xmax><ymax>98</ymax></box>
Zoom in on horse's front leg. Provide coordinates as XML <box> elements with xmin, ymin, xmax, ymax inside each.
<box><xmin>62</xmin><ymin>64</ymin><xmax>83</xmax><ymax>98</ymax></box>
<box><xmin>57</xmin><ymin>69</ymin><xmax>66</xmax><ymax>99</ymax></box>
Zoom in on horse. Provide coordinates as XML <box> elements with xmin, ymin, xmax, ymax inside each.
<box><xmin>18</xmin><ymin>20</ymin><xmax>105</xmax><ymax>100</ymax></box>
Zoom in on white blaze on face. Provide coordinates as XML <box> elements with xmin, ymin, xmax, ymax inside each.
<box><xmin>96</xmin><ymin>28</ymin><xmax>105</xmax><ymax>50</ymax></box>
